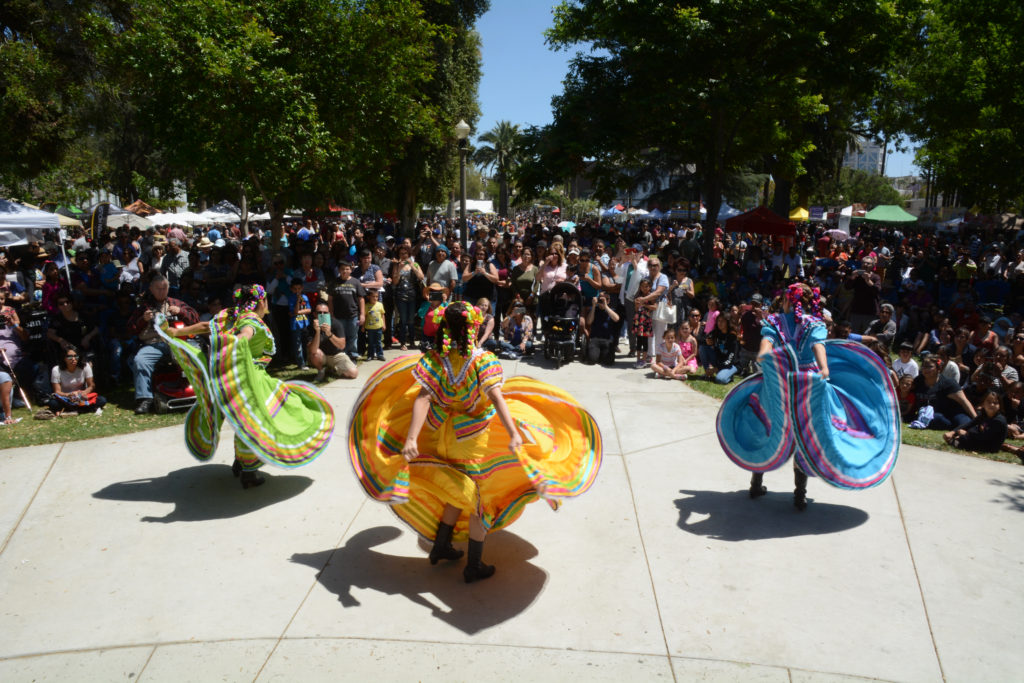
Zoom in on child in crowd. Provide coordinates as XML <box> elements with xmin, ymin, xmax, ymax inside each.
<box><xmin>632</xmin><ymin>278</ymin><xmax>655</xmax><ymax>369</ymax></box>
<box><xmin>288</xmin><ymin>277</ymin><xmax>311</xmax><ymax>368</ymax></box>
<box><xmin>893</xmin><ymin>341</ymin><xmax>920</xmax><ymax>379</ymax></box>
<box><xmin>363</xmin><ymin>289</ymin><xmax>386</xmax><ymax>361</ymax></box>
<box><xmin>676</xmin><ymin>320</ymin><xmax>699</xmax><ymax>380</ymax></box>
<box><xmin>651</xmin><ymin>327</ymin><xmax>685</xmax><ymax>380</ymax></box>
<box><xmin>897</xmin><ymin>374</ymin><xmax>917</xmax><ymax>422</ymax></box>
<box><xmin>944</xmin><ymin>389</ymin><xmax>1006</xmax><ymax>453</ymax></box>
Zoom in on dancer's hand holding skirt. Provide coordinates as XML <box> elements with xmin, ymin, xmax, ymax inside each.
<box><xmin>348</xmin><ymin>354</ymin><xmax>603</xmax><ymax>542</ymax></box>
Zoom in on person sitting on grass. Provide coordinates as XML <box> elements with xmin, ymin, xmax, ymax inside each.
<box><xmin>704</xmin><ymin>310</ymin><xmax>739</xmax><ymax>384</ymax></box>
<box><xmin>944</xmin><ymin>389</ymin><xmax>1006</xmax><ymax>453</ymax></box>
<box><xmin>48</xmin><ymin>346</ymin><xmax>106</xmax><ymax>417</ymax></box>
<box><xmin>892</xmin><ymin>341</ymin><xmax>919</xmax><ymax>379</ymax></box>
<box><xmin>651</xmin><ymin>327</ymin><xmax>687</xmax><ymax>380</ymax></box>
<box><xmin>497</xmin><ymin>302</ymin><xmax>534</xmax><ymax>359</ymax></box>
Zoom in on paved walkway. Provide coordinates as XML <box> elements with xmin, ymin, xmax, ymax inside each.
<box><xmin>1</xmin><ymin>350</ymin><xmax>1021</xmax><ymax>682</ymax></box>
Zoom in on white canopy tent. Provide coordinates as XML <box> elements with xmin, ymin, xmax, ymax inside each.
<box><xmin>717</xmin><ymin>203</ymin><xmax>742</xmax><ymax>221</ymax></box>
<box><xmin>0</xmin><ymin>199</ymin><xmax>60</xmax><ymax>247</ymax></box>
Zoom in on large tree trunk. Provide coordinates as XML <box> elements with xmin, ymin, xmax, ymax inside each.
<box><xmin>499</xmin><ymin>175</ymin><xmax>508</xmax><ymax>217</ymax></box>
<box><xmin>396</xmin><ymin>181</ymin><xmax>418</xmax><ymax>239</ymax></box>
<box><xmin>268</xmin><ymin>200</ymin><xmax>285</xmax><ymax>254</ymax></box>
<box><xmin>239</xmin><ymin>184</ymin><xmax>248</xmax><ymax>235</ymax></box>
<box><xmin>703</xmin><ymin>174</ymin><xmax>723</xmax><ymax>269</ymax></box>
<box><xmin>772</xmin><ymin>178</ymin><xmax>793</xmax><ymax>219</ymax></box>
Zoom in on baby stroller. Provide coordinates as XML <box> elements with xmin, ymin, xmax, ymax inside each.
<box><xmin>543</xmin><ymin>282</ymin><xmax>582</xmax><ymax>367</ymax></box>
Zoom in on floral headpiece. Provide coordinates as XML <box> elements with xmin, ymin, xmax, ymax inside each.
<box><xmin>429</xmin><ymin>303</ymin><xmax>485</xmax><ymax>354</ymax></box>
<box><xmin>787</xmin><ymin>283</ymin><xmax>821</xmax><ymax>322</ymax></box>
<box><xmin>234</xmin><ymin>284</ymin><xmax>267</xmax><ymax>312</ymax></box>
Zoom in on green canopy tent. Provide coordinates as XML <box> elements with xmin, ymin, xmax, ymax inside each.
<box><xmin>862</xmin><ymin>205</ymin><xmax>917</xmax><ymax>224</ymax></box>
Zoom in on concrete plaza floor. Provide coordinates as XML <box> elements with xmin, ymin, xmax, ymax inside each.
<box><xmin>0</xmin><ymin>349</ymin><xmax>1022</xmax><ymax>682</ymax></box>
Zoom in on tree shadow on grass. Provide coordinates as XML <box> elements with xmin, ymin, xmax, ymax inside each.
<box><xmin>675</xmin><ymin>488</ymin><xmax>869</xmax><ymax>541</ymax></box>
<box><xmin>92</xmin><ymin>464</ymin><xmax>313</xmax><ymax>522</ymax></box>
<box><xmin>988</xmin><ymin>475</ymin><xmax>1024</xmax><ymax>513</ymax></box>
<box><xmin>291</xmin><ymin>525</ymin><xmax>547</xmax><ymax>635</ymax></box>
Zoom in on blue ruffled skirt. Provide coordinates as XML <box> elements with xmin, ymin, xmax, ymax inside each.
<box><xmin>716</xmin><ymin>340</ymin><xmax>900</xmax><ymax>489</ymax></box>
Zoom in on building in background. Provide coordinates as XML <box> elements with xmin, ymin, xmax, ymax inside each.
<box><xmin>842</xmin><ymin>137</ymin><xmax>884</xmax><ymax>175</ymax></box>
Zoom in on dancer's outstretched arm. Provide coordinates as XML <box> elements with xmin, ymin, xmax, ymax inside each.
<box><xmin>402</xmin><ymin>389</ymin><xmax>431</xmax><ymax>461</ymax></box>
<box><xmin>486</xmin><ymin>387</ymin><xmax>524</xmax><ymax>454</ymax></box>
<box><xmin>813</xmin><ymin>343</ymin><xmax>830</xmax><ymax>380</ymax></box>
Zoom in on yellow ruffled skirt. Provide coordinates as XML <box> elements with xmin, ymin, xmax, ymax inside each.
<box><xmin>348</xmin><ymin>355</ymin><xmax>602</xmax><ymax>542</ymax></box>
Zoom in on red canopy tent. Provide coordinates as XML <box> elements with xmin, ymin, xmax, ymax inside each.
<box><xmin>724</xmin><ymin>206</ymin><xmax>796</xmax><ymax>237</ymax></box>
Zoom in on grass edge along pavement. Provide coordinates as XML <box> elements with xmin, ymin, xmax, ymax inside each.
<box><xmin>3</xmin><ymin>359</ymin><xmax>1021</xmax><ymax>468</ymax></box>
<box><xmin>0</xmin><ymin>364</ymin><xmax>319</xmax><ymax>450</ymax></box>
<box><xmin>683</xmin><ymin>374</ymin><xmax>1022</xmax><ymax>465</ymax></box>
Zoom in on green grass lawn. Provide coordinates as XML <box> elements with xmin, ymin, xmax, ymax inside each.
<box><xmin>1</xmin><ymin>363</ymin><xmax>322</xmax><ymax>450</ymax></box>
<box><xmin>682</xmin><ymin>374</ymin><xmax>1023</xmax><ymax>466</ymax></box>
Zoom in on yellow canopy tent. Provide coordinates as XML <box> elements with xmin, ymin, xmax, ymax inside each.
<box><xmin>789</xmin><ymin>207</ymin><xmax>809</xmax><ymax>222</ymax></box>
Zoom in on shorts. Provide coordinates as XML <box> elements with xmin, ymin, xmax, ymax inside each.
<box><xmin>0</xmin><ymin>370</ymin><xmax>12</xmax><ymax>385</ymax></box>
<box><xmin>324</xmin><ymin>352</ymin><xmax>356</xmax><ymax>378</ymax></box>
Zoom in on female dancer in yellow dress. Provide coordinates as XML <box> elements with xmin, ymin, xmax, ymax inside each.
<box><xmin>348</xmin><ymin>301</ymin><xmax>602</xmax><ymax>582</ymax></box>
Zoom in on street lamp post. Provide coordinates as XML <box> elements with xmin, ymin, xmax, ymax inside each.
<box><xmin>455</xmin><ymin>119</ymin><xmax>471</xmax><ymax>253</ymax></box>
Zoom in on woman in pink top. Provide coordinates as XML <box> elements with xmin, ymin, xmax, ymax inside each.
<box><xmin>538</xmin><ymin>243</ymin><xmax>568</xmax><ymax>336</ymax></box>
<box><xmin>538</xmin><ymin>243</ymin><xmax>567</xmax><ymax>294</ymax></box>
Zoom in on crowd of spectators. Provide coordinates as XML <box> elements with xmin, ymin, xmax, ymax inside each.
<box><xmin>0</xmin><ymin>211</ymin><xmax>1022</xmax><ymax>461</ymax></box>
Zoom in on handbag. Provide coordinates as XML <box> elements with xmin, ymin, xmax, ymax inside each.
<box><xmin>654</xmin><ymin>299</ymin><xmax>677</xmax><ymax>324</ymax></box>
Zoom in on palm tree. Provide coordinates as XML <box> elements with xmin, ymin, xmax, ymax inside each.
<box><xmin>473</xmin><ymin>121</ymin><xmax>521</xmax><ymax>217</ymax></box>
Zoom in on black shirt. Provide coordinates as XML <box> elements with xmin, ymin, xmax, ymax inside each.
<box><xmin>303</xmin><ymin>317</ymin><xmax>346</xmax><ymax>355</ymax></box>
<box><xmin>329</xmin><ymin>277</ymin><xmax>366</xmax><ymax>319</ymax></box>
<box><xmin>911</xmin><ymin>374</ymin><xmax>964</xmax><ymax>418</ymax></box>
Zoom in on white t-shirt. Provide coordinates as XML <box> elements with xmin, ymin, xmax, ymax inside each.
<box><xmin>892</xmin><ymin>356</ymin><xmax>919</xmax><ymax>379</ymax></box>
<box><xmin>656</xmin><ymin>341</ymin><xmax>682</xmax><ymax>368</ymax></box>
<box><xmin>51</xmin><ymin>364</ymin><xmax>92</xmax><ymax>393</ymax></box>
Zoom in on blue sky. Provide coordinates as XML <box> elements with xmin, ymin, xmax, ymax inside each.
<box><xmin>474</xmin><ymin>1</ymin><xmax>918</xmax><ymax>177</ymax></box>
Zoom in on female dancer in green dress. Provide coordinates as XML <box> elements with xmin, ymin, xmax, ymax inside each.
<box><xmin>160</xmin><ymin>285</ymin><xmax>334</xmax><ymax>488</ymax></box>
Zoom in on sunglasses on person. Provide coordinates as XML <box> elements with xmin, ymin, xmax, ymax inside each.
<box><xmin>66</xmin><ymin>354</ymin><xmax>79</xmax><ymax>359</ymax></box>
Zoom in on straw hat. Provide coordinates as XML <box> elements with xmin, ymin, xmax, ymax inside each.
<box><xmin>196</xmin><ymin>237</ymin><xmax>215</xmax><ymax>250</ymax></box>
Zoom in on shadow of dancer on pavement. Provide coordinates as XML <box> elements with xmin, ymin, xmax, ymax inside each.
<box><xmin>675</xmin><ymin>489</ymin><xmax>869</xmax><ymax>541</ymax></box>
<box><xmin>93</xmin><ymin>464</ymin><xmax>313</xmax><ymax>522</ymax></box>
<box><xmin>291</xmin><ymin>526</ymin><xmax>547</xmax><ymax>635</ymax></box>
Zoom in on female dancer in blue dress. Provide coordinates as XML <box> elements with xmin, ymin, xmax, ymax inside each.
<box><xmin>716</xmin><ymin>282</ymin><xmax>900</xmax><ymax>510</ymax></box>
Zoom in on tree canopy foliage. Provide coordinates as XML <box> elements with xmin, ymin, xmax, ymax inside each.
<box><xmin>904</xmin><ymin>0</ymin><xmax>1024</xmax><ymax>211</ymax></box>
<box><xmin>1</xmin><ymin>0</ymin><xmax>486</xmax><ymax>233</ymax></box>
<box><xmin>473</xmin><ymin>120</ymin><xmax>521</xmax><ymax>216</ymax></box>
<box><xmin>521</xmin><ymin>0</ymin><xmax>921</xmax><ymax>260</ymax></box>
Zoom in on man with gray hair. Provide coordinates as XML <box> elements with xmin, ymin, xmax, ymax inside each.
<box><xmin>860</xmin><ymin>302</ymin><xmax>897</xmax><ymax>352</ymax></box>
<box><xmin>126</xmin><ymin>275</ymin><xmax>198</xmax><ymax>414</ymax></box>
<box><xmin>159</xmin><ymin>237</ymin><xmax>190</xmax><ymax>296</ymax></box>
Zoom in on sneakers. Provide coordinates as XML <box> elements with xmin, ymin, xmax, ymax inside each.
<box><xmin>375</xmin><ymin>355</ymin><xmax>386</xmax><ymax>361</ymax></box>
<box><xmin>94</xmin><ymin>408</ymin><xmax>103</xmax><ymax>416</ymax></box>
<box><xmin>634</xmin><ymin>360</ymin><xmax>646</xmax><ymax>369</ymax></box>
<box><xmin>135</xmin><ymin>399</ymin><xmax>152</xmax><ymax>415</ymax></box>
<box><xmin>314</xmin><ymin>368</ymin><xmax>327</xmax><ymax>383</ymax></box>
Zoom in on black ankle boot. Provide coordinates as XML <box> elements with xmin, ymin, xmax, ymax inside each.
<box><xmin>793</xmin><ymin>469</ymin><xmax>808</xmax><ymax>511</ymax></box>
<box><xmin>240</xmin><ymin>469</ymin><xmax>265</xmax><ymax>490</ymax></box>
<box><xmin>232</xmin><ymin>459</ymin><xmax>242</xmax><ymax>478</ymax></box>
<box><xmin>463</xmin><ymin>539</ymin><xmax>495</xmax><ymax>583</ymax></box>
<box><xmin>429</xmin><ymin>522</ymin><xmax>464</xmax><ymax>564</ymax></box>
<box><xmin>749</xmin><ymin>472</ymin><xmax>767</xmax><ymax>498</ymax></box>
